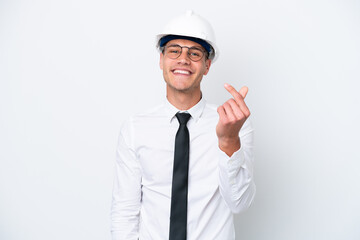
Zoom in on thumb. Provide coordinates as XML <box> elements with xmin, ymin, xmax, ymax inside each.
<box><xmin>239</xmin><ymin>86</ymin><xmax>249</xmax><ymax>98</ymax></box>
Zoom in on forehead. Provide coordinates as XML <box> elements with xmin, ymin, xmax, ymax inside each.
<box><xmin>166</xmin><ymin>39</ymin><xmax>204</xmax><ymax>49</ymax></box>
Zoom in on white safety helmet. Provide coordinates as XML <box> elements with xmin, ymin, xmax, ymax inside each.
<box><xmin>156</xmin><ymin>10</ymin><xmax>219</xmax><ymax>62</ymax></box>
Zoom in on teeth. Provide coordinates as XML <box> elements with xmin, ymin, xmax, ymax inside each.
<box><xmin>174</xmin><ymin>70</ymin><xmax>190</xmax><ymax>75</ymax></box>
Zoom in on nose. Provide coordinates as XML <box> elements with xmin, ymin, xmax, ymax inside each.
<box><xmin>177</xmin><ymin>48</ymin><xmax>191</xmax><ymax>64</ymax></box>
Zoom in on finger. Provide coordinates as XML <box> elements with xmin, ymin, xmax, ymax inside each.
<box><xmin>227</xmin><ymin>99</ymin><xmax>245</xmax><ymax>119</ymax></box>
<box><xmin>238</xmin><ymin>100</ymin><xmax>250</xmax><ymax>118</ymax></box>
<box><xmin>224</xmin><ymin>84</ymin><xmax>250</xmax><ymax>117</ymax></box>
<box><xmin>224</xmin><ymin>83</ymin><xmax>241</xmax><ymax>98</ymax></box>
<box><xmin>225</xmin><ymin>84</ymin><xmax>249</xmax><ymax>99</ymax></box>
<box><xmin>217</xmin><ymin>106</ymin><xmax>227</xmax><ymax>122</ymax></box>
<box><xmin>223</xmin><ymin>102</ymin><xmax>236</xmax><ymax>122</ymax></box>
<box><xmin>224</xmin><ymin>83</ymin><xmax>247</xmax><ymax>104</ymax></box>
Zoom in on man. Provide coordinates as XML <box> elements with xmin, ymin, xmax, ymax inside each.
<box><xmin>111</xmin><ymin>11</ymin><xmax>255</xmax><ymax>240</ymax></box>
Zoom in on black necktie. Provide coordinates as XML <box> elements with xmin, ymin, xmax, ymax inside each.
<box><xmin>169</xmin><ymin>112</ymin><xmax>191</xmax><ymax>240</ymax></box>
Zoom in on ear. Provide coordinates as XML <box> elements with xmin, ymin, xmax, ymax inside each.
<box><xmin>203</xmin><ymin>59</ymin><xmax>212</xmax><ymax>75</ymax></box>
<box><xmin>159</xmin><ymin>53</ymin><xmax>164</xmax><ymax>70</ymax></box>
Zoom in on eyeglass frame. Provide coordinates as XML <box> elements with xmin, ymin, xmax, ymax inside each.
<box><xmin>161</xmin><ymin>44</ymin><xmax>209</xmax><ymax>62</ymax></box>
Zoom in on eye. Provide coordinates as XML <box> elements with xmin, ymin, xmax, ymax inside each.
<box><xmin>189</xmin><ymin>48</ymin><xmax>203</xmax><ymax>58</ymax></box>
<box><xmin>166</xmin><ymin>46</ymin><xmax>181</xmax><ymax>55</ymax></box>
<box><xmin>190</xmin><ymin>52</ymin><xmax>200</xmax><ymax>57</ymax></box>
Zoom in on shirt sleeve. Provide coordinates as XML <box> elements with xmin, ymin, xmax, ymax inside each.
<box><xmin>111</xmin><ymin>118</ymin><xmax>142</xmax><ymax>240</ymax></box>
<box><xmin>217</xmin><ymin>118</ymin><xmax>256</xmax><ymax>214</ymax></box>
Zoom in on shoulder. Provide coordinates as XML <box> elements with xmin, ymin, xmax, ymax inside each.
<box><xmin>120</xmin><ymin>103</ymin><xmax>166</xmax><ymax>131</ymax></box>
<box><xmin>202</xmin><ymin>101</ymin><xmax>219</xmax><ymax>119</ymax></box>
<box><xmin>204</xmin><ymin>102</ymin><xmax>219</xmax><ymax>112</ymax></box>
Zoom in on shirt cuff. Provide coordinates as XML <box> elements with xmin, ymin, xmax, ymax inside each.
<box><xmin>218</xmin><ymin>147</ymin><xmax>246</xmax><ymax>177</ymax></box>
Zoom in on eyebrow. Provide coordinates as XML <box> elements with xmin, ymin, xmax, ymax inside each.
<box><xmin>166</xmin><ymin>44</ymin><xmax>204</xmax><ymax>51</ymax></box>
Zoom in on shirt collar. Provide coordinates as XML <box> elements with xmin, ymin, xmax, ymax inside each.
<box><xmin>164</xmin><ymin>97</ymin><xmax>206</xmax><ymax>123</ymax></box>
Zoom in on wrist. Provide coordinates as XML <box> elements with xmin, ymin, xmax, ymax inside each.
<box><xmin>218</xmin><ymin>137</ymin><xmax>240</xmax><ymax>157</ymax></box>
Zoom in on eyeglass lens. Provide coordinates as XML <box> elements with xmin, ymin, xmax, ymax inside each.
<box><xmin>165</xmin><ymin>45</ymin><xmax>204</xmax><ymax>61</ymax></box>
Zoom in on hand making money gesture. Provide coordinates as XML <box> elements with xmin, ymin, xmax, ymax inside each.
<box><xmin>216</xmin><ymin>83</ymin><xmax>250</xmax><ymax>156</ymax></box>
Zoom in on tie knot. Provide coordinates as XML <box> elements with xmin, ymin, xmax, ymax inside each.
<box><xmin>175</xmin><ymin>112</ymin><xmax>191</xmax><ymax>125</ymax></box>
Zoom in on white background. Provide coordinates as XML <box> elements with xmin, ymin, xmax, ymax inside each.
<box><xmin>1</xmin><ymin>0</ymin><xmax>359</xmax><ymax>239</ymax></box>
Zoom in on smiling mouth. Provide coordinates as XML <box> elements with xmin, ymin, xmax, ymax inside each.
<box><xmin>173</xmin><ymin>69</ymin><xmax>191</xmax><ymax>75</ymax></box>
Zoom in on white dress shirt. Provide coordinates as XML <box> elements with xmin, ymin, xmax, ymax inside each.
<box><xmin>111</xmin><ymin>97</ymin><xmax>256</xmax><ymax>240</ymax></box>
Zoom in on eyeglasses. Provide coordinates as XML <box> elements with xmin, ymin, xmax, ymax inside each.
<box><xmin>163</xmin><ymin>44</ymin><xmax>207</xmax><ymax>62</ymax></box>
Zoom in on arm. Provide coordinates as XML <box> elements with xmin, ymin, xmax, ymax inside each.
<box><xmin>217</xmin><ymin>119</ymin><xmax>255</xmax><ymax>214</ymax></box>
<box><xmin>216</xmin><ymin>84</ymin><xmax>256</xmax><ymax>213</ymax></box>
<box><xmin>111</xmin><ymin>119</ymin><xmax>142</xmax><ymax>240</ymax></box>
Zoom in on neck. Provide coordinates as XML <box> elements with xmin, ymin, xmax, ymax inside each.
<box><xmin>166</xmin><ymin>88</ymin><xmax>202</xmax><ymax>110</ymax></box>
